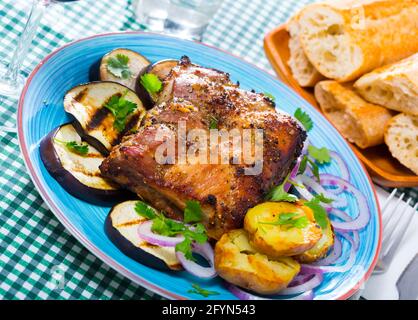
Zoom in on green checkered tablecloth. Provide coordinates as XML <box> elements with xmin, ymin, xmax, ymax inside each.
<box><xmin>0</xmin><ymin>0</ymin><xmax>417</xmax><ymax>300</ymax></box>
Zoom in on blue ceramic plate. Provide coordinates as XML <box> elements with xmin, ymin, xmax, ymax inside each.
<box><xmin>18</xmin><ymin>32</ymin><xmax>381</xmax><ymax>300</ymax></box>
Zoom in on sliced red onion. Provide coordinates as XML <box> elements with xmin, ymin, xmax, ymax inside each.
<box><xmin>301</xmin><ymin>239</ymin><xmax>357</xmax><ymax>273</ymax></box>
<box><xmin>320</xmin><ymin>175</ymin><xmax>370</xmax><ymax>231</ymax></box>
<box><xmin>328</xmin><ymin>151</ymin><xmax>350</xmax><ymax>181</ymax></box>
<box><xmin>287</xmin><ymin>273</ymin><xmax>314</xmax><ymax>286</ymax></box>
<box><xmin>319</xmin><ymin>174</ymin><xmax>345</xmax><ymax>195</ymax></box>
<box><xmin>284</xmin><ymin>160</ymin><xmax>302</xmax><ymax>192</ymax></box>
<box><xmin>339</xmin><ymin>231</ymin><xmax>360</xmax><ymax>251</ymax></box>
<box><xmin>296</xmin><ymin>175</ymin><xmax>348</xmax><ymax>208</ymax></box>
<box><xmin>277</xmin><ymin>271</ymin><xmax>323</xmax><ymax>295</ymax></box>
<box><xmin>137</xmin><ymin>220</ymin><xmax>184</xmax><ymax>247</ymax></box>
<box><xmin>292</xmin><ymin>177</ymin><xmax>316</xmax><ymax>201</ymax></box>
<box><xmin>328</xmin><ymin>207</ymin><xmax>352</xmax><ymax>222</ymax></box>
<box><xmin>176</xmin><ymin>242</ymin><xmax>217</xmax><ymax>279</ymax></box>
<box><xmin>312</xmin><ymin>236</ymin><xmax>342</xmax><ymax>266</ymax></box>
<box><xmin>225</xmin><ymin>283</ymin><xmax>314</xmax><ymax>300</ymax></box>
<box><xmin>284</xmin><ymin>139</ymin><xmax>309</xmax><ymax>192</ymax></box>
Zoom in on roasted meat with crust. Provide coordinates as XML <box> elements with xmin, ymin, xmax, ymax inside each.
<box><xmin>100</xmin><ymin>56</ymin><xmax>306</xmax><ymax>239</ymax></box>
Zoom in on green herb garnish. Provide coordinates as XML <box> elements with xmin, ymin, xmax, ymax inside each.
<box><xmin>316</xmin><ymin>193</ymin><xmax>334</xmax><ymax>204</ymax></box>
<box><xmin>305</xmin><ymin>195</ymin><xmax>330</xmax><ymax>229</ymax></box>
<box><xmin>135</xmin><ymin>201</ymin><xmax>158</xmax><ymax>220</ymax></box>
<box><xmin>308</xmin><ymin>145</ymin><xmax>331</xmax><ymax>164</ymax></box>
<box><xmin>104</xmin><ymin>91</ymin><xmax>138</xmax><ymax>132</ymax></box>
<box><xmin>264</xmin><ymin>92</ymin><xmax>276</xmax><ymax>102</ymax></box>
<box><xmin>209</xmin><ymin>115</ymin><xmax>218</xmax><ymax>129</ymax></box>
<box><xmin>297</xmin><ymin>155</ymin><xmax>320</xmax><ymax>181</ymax></box>
<box><xmin>260</xmin><ymin>212</ymin><xmax>309</xmax><ymax>229</ymax></box>
<box><xmin>107</xmin><ymin>54</ymin><xmax>132</xmax><ymax>79</ymax></box>
<box><xmin>266</xmin><ymin>174</ymin><xmax>298</xmax><ymax>203</ymax></box>
<box><xmin>54</xmin><ymin>139</ymin><xmax>89</xmax><ymax>156</ymax></box>
<box><xmin>188</xmin><ymin>284</ymin><xmax>220</xmax><ymax>298</ymax></box>
<box><xmin>184</xmin><ymin>200</ymin><xmax>203</xmax><ymax>223</ymax></box>
<box><xmin>140</xmin><ymin>73</ymin><xmax>163</xmax><ymax>95</ymax></box>
<box><xmin>134</xmin><ymin>200</ymin><xmax>207</xmax><ymax>262</ymax></box>
<box><xmin>294</xmin><ymin>108</ymin><xmax>313</xmax><ymax>131</ymax></box>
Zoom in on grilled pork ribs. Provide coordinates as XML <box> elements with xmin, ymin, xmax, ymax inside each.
<box><xmin>100</xmin><ymin>57</ymin><xmax>306</xmax><ymax>239</ymax></box>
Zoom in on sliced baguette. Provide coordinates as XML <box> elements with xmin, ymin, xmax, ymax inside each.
<box><xmin>298</xmin><ymin>0</ymin><xmax>418</xmax><ymax>82</ymax></box>
<box><xmin>286</xmin><ymin>16</ymin><xmax>324</xmax><ymax>87</ymax></box>
<box><xmin>354</xmin><ymin>53</ymin><xmax>418</xmax><ymax>115</ymax></box>
<box><xmin>315</xmin><ymin>80</ymin><xmax>394</xmax><ymax>149</ymax></box>
<box><xmin>385</xmin><ymin>113</ymin><xmax>418</xmax><ymax>175</ymax></box>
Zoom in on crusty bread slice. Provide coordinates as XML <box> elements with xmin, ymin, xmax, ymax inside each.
<box><xmin>354</xmin><ymin>53</ymin><xmax>418</xmax><ymax>115</ymax></box>
<box><xmin>315</xmin><ymin>80</ymin><xmax>394</xmax><ymax>149</ymax></box>
<box><xmin>286</xmin><ymin>16</ymin><xmax>324</xmax><ymax>87</ymax></box>
<box><xmin>385</xmin><ymin>113</ymin><xmax>418</xmax><ymax>175</ymax></box>
<box><xmin>298</xmin><ymin>0</ymin><xmax>418</xmax><ymax>82</ymax></box>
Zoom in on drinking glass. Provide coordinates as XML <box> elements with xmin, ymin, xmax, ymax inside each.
<box><xmin>0</xmin><ymin>0</ymin><xmax>79</xmax><ymax>99</ymax></box>
<box><xmin>135</xmin><ymin>0</ymin><xmax>223</xmax><ymax>41</ymax></box>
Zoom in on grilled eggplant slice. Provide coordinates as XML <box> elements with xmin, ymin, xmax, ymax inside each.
<box><xmin>40</xmin><ymin>123</ymin><xmax>131</xmax><ymax>206</ymax></box>
<box><xmin>64</xmin><ymin>81</ymin><xmax>146</xmax><ymax>155</ymax></box>
<box><xmin>136</xmin><ymin>59</ymin><xmax>178</xmax><ymax>109</ymax></box>
<box><xmin>105</xmin><ymin>201</ymin><xmax>182</xmax><ymax>271</ymax></box>
<box><xmin>100</xmin><ymin>48</ymin><xmax>150</xmax><ymax>91</ymax></box>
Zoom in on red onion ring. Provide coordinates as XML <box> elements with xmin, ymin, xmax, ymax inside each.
<box><xmin>225</xmin><ymin>283</ymin><xmax>314</xmax><ymax>300</ymax></box>
<box><xmin>319</xmin><ymin>174</ymin><xmax>345</xmax><ymax>195</ymax></box>
<box><xmin>277</xmin><ymin>271</ymin><xmax>323</xmax><ymax>295</ymax></box>
<box><xmin>328</xmin><ymin>151</ymin><xmax>350</xmax><ymax>181</ymax></box>
<box><xmin>320</xmin><ymin>175</ymin><xmax>370</xmax><ymax>231</ymax></box>
<box><xmin>137</xmin><ymin>220</ymin><xmax>184</xmax><ymax>247</ymax></box>
<box><xmin>301</xmin><ymin>236</ymin><xmax>357</xmax><ymax>273</ymax></box>
<box><xmin>284</xmin><ymin>139</ymin><xmax>309</xmax><ymax>192</ymax></box>
<box><xmin>295</xmin><ymin>175</ymin><xmax>348</xmax><ymax>208</ymax></box>
<box><xmin>339</xmin><ymin>231</ymin><xmax>360</xmax><ymax>251</ymax></box>
<box><xmin>176</xmin><ymin>242</ymin><xmax>217</xmax><ymax>279</ymax></box>
<box><xmin>312</xmin><ymin>236</ymin><xmax>342</xmax><ymax>266</ymax></box>
<box><xmin>284</xmin><ymin>160</ymin><xmax>302</xmax><ymax>192</ymax></box>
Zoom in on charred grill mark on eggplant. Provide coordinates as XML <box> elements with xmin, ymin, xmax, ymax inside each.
<box><xmin>73</xmin><ymin>88</ymin><xmax>88</xmax><ymax>102</ymax></box>
<box><xmin>86</xmin><ymin>106</ymin><xmax>111</xmax><ymax>131</ymax></box>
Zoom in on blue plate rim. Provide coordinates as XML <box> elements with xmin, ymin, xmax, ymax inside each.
<box><xmin>17</xmin><ymin>31</ymin><xmax>382</xmax><ymax>300</ymax></box>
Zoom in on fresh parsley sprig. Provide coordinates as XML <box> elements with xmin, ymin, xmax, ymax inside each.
<box><xmin>265</xmin><ymin>174</ymin><xmax>298</xmax><ymax>203</ymax></box>
<box><xmin>140</xmin><ymin>73</ymin><xmax>163</xmax><ymax>95</ymax></box>
<box><xmin>184</xmin><ymin>200</ymin><xmax>203</xmax><ymax>223</ymax></box>
<box><xmin>135</xmin><ymin>200</ymin><xmax>207</xmax><ymax>262</ymax></box>
<box><xmin>264</xmin><ymin>92</ymin><xmax>276</xmax><ymax>102</ymax></box>
<box><xmin>294</xmin><ymin>108</ymin><xmax>313</xmax><ymax>131</ymax></box>
<box><xmin>259</xmin><ymin>212</ymin><xmax>309</xmax><ymax>229</ymax></box>
<box><xmin>298</xmin><ymin>145</ymin><xmax>332</xmax><ymax>181</ymax></box>
<box><xmin>104</xmin><ymin>91</ymin><xmax>138</xmax><ymax>132</ymax></box>
<box><xmin>54</xmin><ymin>139</ymin><xmax>89</xmax><ymax>156</ymax></box>
<box><xmin>209</xmin><ymin>115</ymin><xmax>218</xmax><ymax>130</ymax></box>
<box><xmin>305</xmin><ymin>195</ymin><xmax>331</xmax><ymax>229</ymax></box>
<box><xmin>298</xmin><ymin>155</ymin><xmax>320</xmax><ymax>181</ymax></box>
<box><xmin>188</xmin><ymin>284</ymin><xmax>220</xmax><ymax>297</ymax></box>
<box><xmin>107</xmin><ymin>54</ymin><xmax>132</xmax><ymax>79</ymax></box>
<box><xmin>308</xmin><ymin>145</ymin><xmax>331</xmax><ymax>164</ymax></box>
<box><xmin>294</xmin><ymin>193</ymin><xmax>333</xmax><ymax>230</ymax></box>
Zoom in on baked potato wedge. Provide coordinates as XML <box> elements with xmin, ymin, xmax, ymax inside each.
<box><xmin>295</xmin><ymin>217</ymin><xmax>334</xmax><ymax>263</ymax></box>
<box><xmin>215</xmin><ymin>229</ymin><xmax>300</xmax><ymax>295</ymax></box>
<box><xmin>244</xmin><ymin>202</ymin><xmax>322</xmax><ymax>258</ymax></box>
